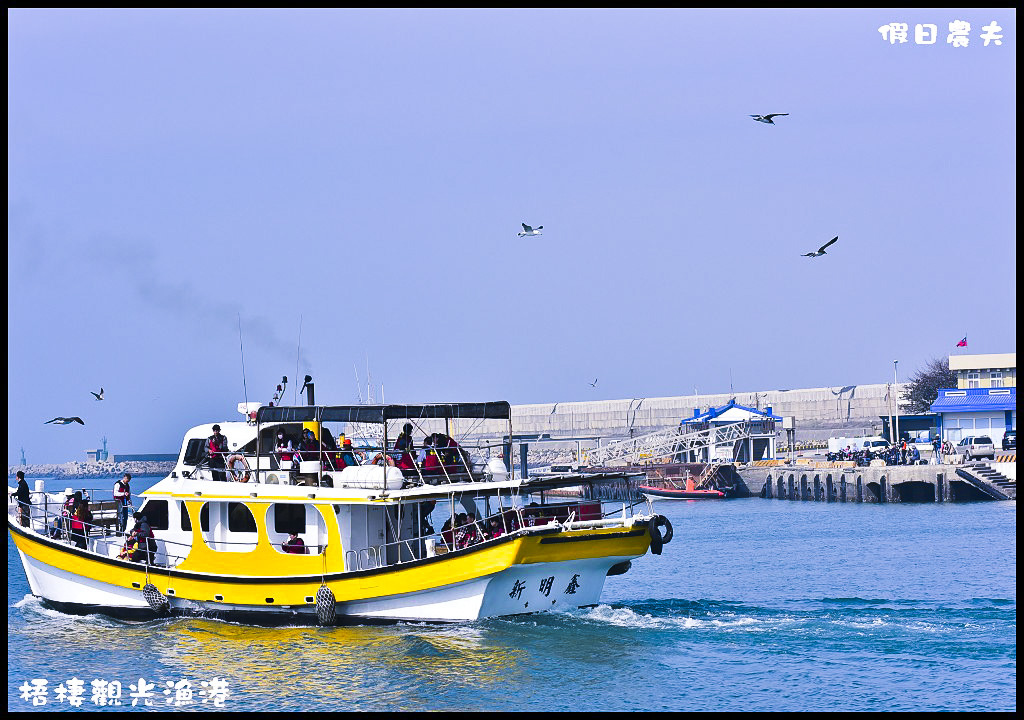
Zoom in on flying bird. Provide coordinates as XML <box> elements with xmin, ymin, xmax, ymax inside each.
<box><xmin>45</xmin><ymin>417</ymin><xmax>85</xmax><ymax>425</ymax></box>
<box><xmin>750</xmin><ymin>113</ymin><xmax>789</xmax><ymax>124</ymax></box>
<box><xmin>91</xmin><ymin>387</ymin><xmax>104</xmax><ymax>401</ymax></box>
<box><xmin>589</xmin><ymin>378</ymin><xmax>598</xmax><ymax>388</ymax></box>
<box><xmin>518</xmin><ymin>223</ymin><xmax>543</xmax><ymax>237</ymax></box>
<box><xmin>801</xmin><ymin>236</ymin><xmax>839</xmax><ymax>257</ymax></box>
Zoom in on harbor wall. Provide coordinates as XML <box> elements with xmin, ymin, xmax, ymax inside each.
<box><xmin>735</xmin><ymin>464</ymin><xmax>1009</xmax><ymax>503</ymax></box>
<box><xmin>509</xmin><ymin>383</ymin><xmax>900</xmax><ymax>440</ymax></box>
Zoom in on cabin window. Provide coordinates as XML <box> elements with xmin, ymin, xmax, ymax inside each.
<box><xmin>200</xmin><ymin>503</ymin><xmax>209</xmax><ymax>532</ymax></box>
<box><xmin>181</xmin><ymin>503</ymin><xmax>192</xmax><ymax>531</ymax></box>
<box><xmin>274</xmin><ymin>504</ymin><xmax>306</xmax><ymax>535</ymax></box>
<box><xmin>183</xmin><ymin>438</ymin><xmax>207</xmax><ymax>466</ymax></box>
<box><xmin>228</xmin><ymin>503</ymin><xmax>258</xmax><ymax>533</ymax></box>
<box><xmin>140</xmin><ymin>500</ymin><xmax>169</xmax><ymax>531</ymax></box>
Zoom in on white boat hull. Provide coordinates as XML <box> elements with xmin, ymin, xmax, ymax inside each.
<box><xmin>15</xmin><ymin>540</ymin><xmax>630</xmax><ymax>622</ymax></box>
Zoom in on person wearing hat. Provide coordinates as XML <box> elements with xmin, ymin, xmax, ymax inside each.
<box><xmin>113</xmin><ymin>472</ymin><xmax>133</xmax><ymax>534</ymax></box>
<box><xmin>207</xmin><ymin>424</ymin><xmax>229</xmax><ymax>482</ymax></box>
<box><xmin>337</xmin><ymin>436</ymin><xmax>362</xmax><ymax>469</ymax></box>
<box><xmin>9</xmin><ymin>470</ymin><xmax>31</xmax><ymax>527</ymax></box>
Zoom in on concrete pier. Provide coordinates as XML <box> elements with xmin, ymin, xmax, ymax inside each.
<box><xmin>735</xmin><ymin>463</ymin><xmax>1015</xmax><ymax>503</ymax></box>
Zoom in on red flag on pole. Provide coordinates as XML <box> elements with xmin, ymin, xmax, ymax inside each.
<box><xmin>956</xmin><ymin>337</ymin><xmax>967</xmax><ymax>348</ymax></box>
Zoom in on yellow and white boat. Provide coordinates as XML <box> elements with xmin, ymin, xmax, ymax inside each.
<box><xmin>9</xmin><ymin>400</ymin><xmax>673</xmax><ymax>623</ymax></box>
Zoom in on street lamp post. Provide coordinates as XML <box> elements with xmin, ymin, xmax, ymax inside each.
<box><xmin>893</xmin><ymin>360</ymin><xmax>900</xmax><ymax>446</ymax></box>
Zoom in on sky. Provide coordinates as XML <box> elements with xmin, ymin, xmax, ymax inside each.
<box><xmin>8</xmin><ymin>9</ymin><xmax>1016</xmax><ymax>464</ymax></box>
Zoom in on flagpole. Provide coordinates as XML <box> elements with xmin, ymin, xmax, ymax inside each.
<box><xmin>893</xmin><ymin>360</ymin><xmax>900</xmax><ymax>446</ymax></box>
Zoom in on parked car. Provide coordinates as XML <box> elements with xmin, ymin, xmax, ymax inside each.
<box><xmin>956</xmin><ymin>435</ymin><xmax>995</xmax><ymax>461</ymax></box>
<box><xmin>1002</xmin><ymin>430</ymin><xmax>1016</xmax><ymax>450</ymax></box>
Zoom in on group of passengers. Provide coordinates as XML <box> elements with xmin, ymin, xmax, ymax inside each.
<box><xmin>270</xmin><ymin>422</ymin><xmax>471</xmax><ymax>476</ymax></box>
<box><xmin>44</xmin><ymin>487</ymin><xmax>94</xmax><ymax>550</ymax></box>
<box><xmin>440</xmin><ymin>511</ymin><xmax>520</xmax><ymax>550</ymax></box>
<box><xmin>390</xmin><ymin>424</ymin><xmax>472</xmax><ymax>474</ymax></box>
<box><xmin>275</xmin><ymin>429</ymin><xmax>364</xmax><ymax>472</ymax></box>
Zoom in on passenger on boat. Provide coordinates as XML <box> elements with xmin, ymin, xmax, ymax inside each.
<box><xmin>119</xmin><ymin>512</ymin><xmax>155</xmax><ymax>564</ymax></box>
<box><xmin>440</xmin><ymin>517</ymin><xmax>454</xmax><ymax>548</ymax></box>
<box><xmin>10</xmin><ymin>471</ymin><xmax>30</xmax><ymax>528</ymax></box>
<box><xmin>486</xmin><ymin>517</ymin><xmax>504</xmax><ymax>539</ymax></box>
<box><xmin>336</xmin><ymin>437</ymin><xmax>361</xmax><ymax>470</ymax></box>
<box><xmin>282</xmin><ymin>532</ymin><xmax>308</xmax><ymax>554</ymax></box>
<box><xmin>422</xmin><ymin>436</ymin><xmax>441</xmax><ymax>471</ymax></box>
<box><xmin>69</xmin><ymin>493</ymin><xmax>92</xmax><ymax>550</ymax></box>
<box><xmin>49</xmin><ymin>488</ymin><xmax>76</xmax><ymax>539</ymax></box>
<box><xmin>113</xmin><ymin>473</ymin><xmax>133</xmax><ymax>534</ymax></box>
<box><xmin>208</xmin><ymin>425</ymin><xmax>229</xmax><ymax>482</ymax></box>
<box><xmin>394</xmin><ymin>423</ymin><xmax>416</xmax><ymax>470</ymax></box>
<box><xmin>299</xmin><ymin>429</ymin><xmax>319</xmax><ymax>454</ymax></box>
<box><xmin>455</xmin><ymin>513</ymin><xmax>483</xmax><ymax>549</ymax></box>
<box><xmin>275</xmin><ymin>431</ymin><xmax>296</xmax><ymax>467</ymax></box>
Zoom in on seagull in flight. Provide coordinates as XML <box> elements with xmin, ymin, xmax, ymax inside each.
<box><xmin>45</xmin><ymin>417</ymin><xmax>85</xmax><ymax>425</ymax></box>
<box><xmin>750</xmin><ymin>113</ymin><xmax>789</xmax><ymax>124</ymax></box>
<box><xmin>90</xmin><ymin>387</ymin><xmax>104</xmax><ymax>401</ymax></box>
<box><xmin>518</xmin><ymin>223</ymin><xmax>543</xmax><ymax>237</ymax></box>
<box><xmin>801</xmin><ymin>236</ymin><xmax>839</xmax><ymax>257</ymax></box>
<box><xmin>589</xmin><ymin>378</ymin><xmax>598</xmax><ymax>388</ymax></box>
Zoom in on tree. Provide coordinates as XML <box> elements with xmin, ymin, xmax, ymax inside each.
<box><xmin>901</xmin><ymin>357</ymin><xmax>957</xmax><ymax>413</ymax></box>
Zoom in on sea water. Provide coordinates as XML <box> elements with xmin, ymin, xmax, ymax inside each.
<box><xmin>7</xmin><ymin>477</ymin><xmax>1016</xmax><ymax>712</ymax></box>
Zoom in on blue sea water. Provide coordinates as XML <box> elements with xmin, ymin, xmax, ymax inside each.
<box><xmin>8</xmin><ymin>477</ymin><xmax>1016</xmax><ymax>712</ymax></box>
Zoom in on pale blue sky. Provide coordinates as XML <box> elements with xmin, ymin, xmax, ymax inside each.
<box><xmin>8</xmin><ymin>9</ymin><xmax>1016</xmax><ymax>464</ymax></box>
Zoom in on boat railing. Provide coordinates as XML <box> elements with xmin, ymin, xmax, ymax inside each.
<box><xmin>188</xmin><ymin>442</ymin><xmax>509</xmax><ymax>488</ymax></box>
<box><xmin>364</xmin><ymin>498</ymin><xmax>647</xmax><ymax>571</ymax></box>
<box><xmin>17</xmin><ymin>498</ymin><xmax>193</xmax><ymax>568</ymax></box>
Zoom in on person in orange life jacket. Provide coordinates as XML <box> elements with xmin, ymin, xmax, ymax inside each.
<box><xmin>113</xmin><ymin>473</ymin><xmax>133</xmax><ymax>534</ymax></box>
<box><xmin>208</xmin><ymin>425</ymin><xmax>229</xmax><ymax>482</ymax></box>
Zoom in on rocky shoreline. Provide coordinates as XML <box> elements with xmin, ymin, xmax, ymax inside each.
<box><xmin>8</xmin><ymin>460</ymin><xmax>174</xmax><ymax>481</ymax></box>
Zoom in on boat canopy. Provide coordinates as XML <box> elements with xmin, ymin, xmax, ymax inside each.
<box><xmin>256</xmin><ymin>402</ymin><xmax>512</xmax><ymax>425</ymax></box>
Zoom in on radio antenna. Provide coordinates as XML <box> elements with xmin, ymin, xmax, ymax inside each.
<box><xmin>237</xmin><ymin>313</ymin><xmax>249</xmax><ymax>407</ymax></box>
<box><xmin>294</xmin><ymin>315</ymin><xmax>303</xmax><ymax>405</ymax></box>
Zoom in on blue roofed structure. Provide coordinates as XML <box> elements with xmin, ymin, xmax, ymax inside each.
<box><xmin>930</xmin><ymin>387</ymin><xmax>1016</xmax><ymax>445</ymax></box>
<box><xmin>681</xmin><ymin>398</ymin><xmax>781</xmax><ymax>462</ymax></box>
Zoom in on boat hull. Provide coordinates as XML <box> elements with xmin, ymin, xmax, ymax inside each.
<box><xmin>9</xmin><ymin>519</ymin><xmax>649</xmax><ymax>623</ymax></box>
<box><xmin>640</xmin><ymin>486</ymin><xmax>725</xmax><ymax>500</ymax></box>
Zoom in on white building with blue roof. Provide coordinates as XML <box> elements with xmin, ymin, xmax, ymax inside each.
<box><xmin>930</xmin><ymin>387</ymin><xmax>1016</xmax><ymax>446</ymax></box>
<box><xmin>681</xmin><ymin>399</ymin><xmax>782</xmax><ymax>462</ymax></box>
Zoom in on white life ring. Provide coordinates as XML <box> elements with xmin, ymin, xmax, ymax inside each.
<box><xmin>226</xmin><ymin>454</ymin><xmax>251</xmax><ymax>483</ymax></box>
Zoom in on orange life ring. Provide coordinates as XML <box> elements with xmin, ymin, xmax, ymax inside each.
<box><xmin>226</xmin><ymin>454</ymin><xmax>251</xmax><ymax>482</ymax></box>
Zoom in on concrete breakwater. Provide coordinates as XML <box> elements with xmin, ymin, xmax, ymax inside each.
<box><xmin>510</xmin><ymin>383</ymin><xmax>898</xmax><ymax>441</ymax></box>
<box><xmin>8</xmin><ymin>460</ymin><xmax>173</xmax><ymax>481</ymax></box>
<box><xmin>735</xmin><ymin>463</ymin><xmax>1016</xmax><ymax>503</ymax></box>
